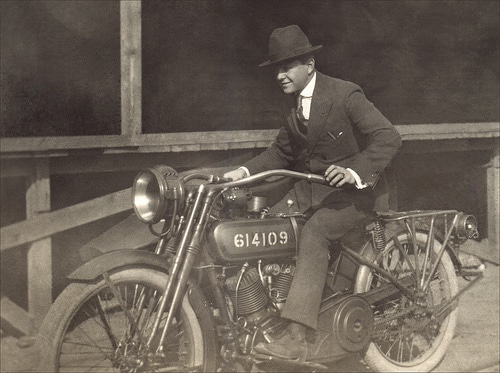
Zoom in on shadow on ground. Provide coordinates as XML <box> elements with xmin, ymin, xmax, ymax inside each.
<box><xmin>1</xmin><ymin>258</ymin><xmax>498</xmax><ymax>372</ymax></box>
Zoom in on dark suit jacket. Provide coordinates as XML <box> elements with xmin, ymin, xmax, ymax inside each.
<box><xmin>243</xmin><ymin>71</ymin><xmax>402</xmax><ymax>211</ymax></box>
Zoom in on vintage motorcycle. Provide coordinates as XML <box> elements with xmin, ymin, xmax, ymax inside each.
<box><xmin>37</xmin><ymin>165</ymin><xmax>483</xmax><ymax>372</ymax></box>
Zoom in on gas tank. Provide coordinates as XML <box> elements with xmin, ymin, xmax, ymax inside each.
<box><xmin>206</xmin><ymin>216</ymin><xmax>305</xmax><ymax>263</ymax></box>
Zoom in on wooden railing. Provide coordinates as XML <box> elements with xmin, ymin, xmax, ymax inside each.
<box><xmin>2</xmin><ymin>124</ymin><xmax>499</xmax><ymax>254</ymax></box>
<box><xmin>1</xmin><ymin>122</ymin><xmax>498</xmax><ymax>338</ymax></box>
<box><xmin>2</xmin><ymin>123</ymin><xmax>498</xmax><ymax>155</ymax></box>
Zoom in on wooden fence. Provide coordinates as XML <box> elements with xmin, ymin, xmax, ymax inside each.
<box><xmin>1</xmin><ymin>123</ymin><xmax>499</xmax><ymax>336</ymax></box>
<box><xmin>1</xmin><ymin>0</ymin><xmax>498</xmax><ymax>337</ymax></box>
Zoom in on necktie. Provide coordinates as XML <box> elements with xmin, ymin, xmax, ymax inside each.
<box><xmin>296</xmin><ymin>95</ymin><xmax>308</xmax><ymax>134</ymax></box>
<box><xmin>297</xmin><ymin>96</ymin><xmax>306</xmax><ymax>122</ymax></box>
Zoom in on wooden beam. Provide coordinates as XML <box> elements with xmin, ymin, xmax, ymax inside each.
<box><xmin>47</xmin><ymin>150</ymin><xmax>257</xmax><ymax>175</ymax></box>
<box><xmin>0</xmin><ymin>158</ymin><xmax>35</xmax><ymax>177</ymax></box>
<box><xmin>401</xmin><ymin>138</ymin><xmax>499</xmax><ymax>154</ymax></box>
<box><xmin>0</xmin><ymin>188</ymin><xmax>132</xmax><ymax>252</ymax></box>
<box><xmin>1</xmin><ymin>123</ymin><xmax>498</xmax><ymax>156</ymax></box>
<box><xmin>0</xmin><ymin>130</ymin><xmax>277</xmax><ymax>155</ymax></box>
<box><xmin>395</xmin><ymin>122</ymin><xmax>500</xmax><ymax>141</ymax></box>
<box><xmin>0</xmin><ymin>296</ymin><xmax>34</xmax><ymax>337</ymax></box>
<box><xmin>25</xmin><ymin>159</ymin><xmax>52</xmax><ymax>327</ymax></box>
<box><xmin>121</xmin><ymin>0</ymin><xmax>142</xmax><ymax>136</ymax></box>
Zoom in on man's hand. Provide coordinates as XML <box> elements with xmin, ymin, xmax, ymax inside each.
<box><xmin>223</xmin><ymin>168</ymin><xmax>247</xmax><ymax>181</ymax></box>
<box><xmin>324</xmin><ymin>165</ymin><xmax>355</xmax><ymax>187</ymax></box>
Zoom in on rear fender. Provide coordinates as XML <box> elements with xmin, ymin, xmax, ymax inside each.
<box><xmin>354</xmin><ymin>229</ymin><xmax>460</xmax><ymax>292</ymax></box>
<box><xmin>363</xmin><ymin>227</ymin><xmax>461</xmax><ymax>265</ymax></box>
<box><xmin>392</xmin><ymin>228</ymin><xmax>461</xmax><ymax>265</ymax></box>
<box><xmin>68</xmin><ymin>249</ymin><xmax>170</xmax><ymax>282</ymax></box>
<box><xmin>387</xmin><ymin>220</ymin><xmax>461</xmax><ymax>265</ymax></box>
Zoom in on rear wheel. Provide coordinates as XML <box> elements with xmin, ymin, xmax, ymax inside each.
<box><xmin>38</xmin><ymin>268</ymin><xmax>216</xmax><ymax>372</ymax></box>
<box><xmin>355</xmin><ymin>232</ymin><xmax>458</xmax><ymax>372</ymax></box>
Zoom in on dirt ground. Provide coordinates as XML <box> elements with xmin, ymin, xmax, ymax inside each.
<box><xmin>328</xmin><ymin>257</ymin><xmax>500</xmax><ymax>373</ymax></box>
<box><xmin>1</xmin><ymin>254</ymin><xmax>499</xmax><ymax>373</ymax></box>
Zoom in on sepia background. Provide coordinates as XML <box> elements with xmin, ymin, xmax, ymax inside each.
<box><xmin>1</xmin><ymin>3</ymin><xmax>498</xmax><ymax>371</ymax></box>
<box><xmin>1</xmin><ymin>0</ymin><xmax>498</xmax><ymax>137</ymax></box>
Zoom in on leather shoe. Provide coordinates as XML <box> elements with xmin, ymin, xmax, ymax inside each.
<box><xmin>253</xmin><ymin>322</ymin><xmax>307</xmax><ymax>360</ymax></box>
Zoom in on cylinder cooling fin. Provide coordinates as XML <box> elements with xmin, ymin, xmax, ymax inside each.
<box><xmin>225</xmin><ymin>268</ymin><xmax>268</xmax><ymax>316</ymax></box>
<box><xmin>270</xmin><ymin>264</ymin><xmax>295</xmax><ymax>303</ymax></box>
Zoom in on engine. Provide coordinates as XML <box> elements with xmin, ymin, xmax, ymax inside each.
<box><xmin>214</xmin><ymin>191</ymin><xmax>374</xmax><ymax>360</ymax></box>
<box><xmin>225</xmin><ymin>263</ymin><xmax>296</xmax><ymax>314</ymax></box>
<box><xmin>222</xmin><ymin>261</ymin><xmax>373</xmax><ymax>360</ymax></box>
<box><xmin>223</xmin><ymin>263</ymin><xmax>297</xmax><ymax>354</ymax></box>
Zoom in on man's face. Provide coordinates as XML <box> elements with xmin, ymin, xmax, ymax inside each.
<box><xmin>275</xmin><ymin>59</ymin><xmax>314</xmax><ymax>94</ymax></box>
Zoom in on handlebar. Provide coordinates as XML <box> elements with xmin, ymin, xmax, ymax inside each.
<box><xmin>205</xmin><ymin>169</ymin><xmax>328</xmax><ymax>191</ymax></box>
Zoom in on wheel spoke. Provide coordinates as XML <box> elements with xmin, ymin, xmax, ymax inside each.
<box><xmin>63</xmin><ymin>307</ymin><xmax>117</xmax><ymax>363</ymax></box>
<box><xmin>364</xmin><ymin>232</ymin><xmax>458</xmax><ymax>369</ymax></box>
<box><xmin>95</xmin><ymin>295</ymin><xmax>119</xmax><ymax>351</ymax></box>
<box><xmin>48</xmin><ymin>271</ymin><xmax>201</xmax><ymax>372</ymax></box>
<box><xmin>103</xmin><ymin>272</ymin><xmax>147</xmax><ymax>346</ymax></box>
<box><xmin>393</xmin><ymin>236</ymin><xmax>415</xmax><ymax>275</ymax></box>
<box><xmin>385</xmin><ymin>337</ymin><xmax>399</xmax><ymax>358</ymax></box>
<box><xmin>408</xmin><ymin>336</ymin><xmax>415</xmax><ymax>361</ymax></box>
<box><xmin>408</xmin><ymin>220</ymin><xmax>422</xmax><ymax>292</ymax></box>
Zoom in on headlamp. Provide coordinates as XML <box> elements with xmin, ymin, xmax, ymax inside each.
<box><xmin>132</xmin><ymin>165</ymin><xmax>184</xmax><ymax>224</ymax></box>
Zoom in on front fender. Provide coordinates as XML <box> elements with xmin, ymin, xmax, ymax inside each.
<box><xmin>68</xmin><ymin>249</ymin><xmax>170</xmax><ymax>282</ymax></box>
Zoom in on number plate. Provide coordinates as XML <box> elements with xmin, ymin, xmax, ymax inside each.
<box><xmin>233</xmin><ymin>231</ymin><xmax>290</xmax><ymax>249</ymax></box>
<box><xmin>206</xmin><ymin>217</ymin><xmax>304</xmax><ymax>263</ymax></box>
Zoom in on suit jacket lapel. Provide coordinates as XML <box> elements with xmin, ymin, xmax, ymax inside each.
<box><xmin>286</xmin><ymin>108</ymin><xmax>308</xmax><ymax>147</ymax></box>
<box><xmin>308</xmin><ymin>72</ymin><xmax>333</xmax><ymax>151</ymax></box>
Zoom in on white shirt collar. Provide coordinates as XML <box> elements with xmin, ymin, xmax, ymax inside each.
<box><xmin>297</xmin><ymin>72</ymin><xmax>316</xmax><ymax>120</ymax></box>
<box><xmin>299</xmin><ymin>72</ymin><xmax>316</xmax><ymax>98</ymax></box>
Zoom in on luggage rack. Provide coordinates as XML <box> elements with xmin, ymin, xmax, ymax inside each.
<box><xmin>376</xmin><ymin>209</ymin><xmax>482</xmax><ymax>278</ymax></box>
<box><xmin>342</xmin><ymin>209</ymin><xmax>483</xmax><ymax>307</ymax></box>
<box><xmin>377</xmin><ymin>209</ymin><xmax>478</xmax><ymax>241</ymax></box>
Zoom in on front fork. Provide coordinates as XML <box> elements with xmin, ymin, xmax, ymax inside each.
<box><xmin>146</xmin><ymin>184</ymin><xmax>214</xmax><ymax>352</ymax></box>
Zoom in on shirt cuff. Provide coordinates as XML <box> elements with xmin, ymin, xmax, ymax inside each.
<box><xmin>346</xmin><ymin>168</ymin><xmax>368</xmax><ymax>189</ymax></box>
<box><xmin>239</xmin><ymin>166</ymin><xmax>251</xmax><ymax>177</ymax></box>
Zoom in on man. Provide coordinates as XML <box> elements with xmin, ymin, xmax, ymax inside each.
<box><xmin>224</xmin><ymin>25</ymin><xmax>402</xmax><ymax>360</ymax></box>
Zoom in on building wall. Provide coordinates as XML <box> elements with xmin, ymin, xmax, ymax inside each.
<box><xmin>1</xmin><ymin>0</ymin><xmax>499</xmax><ymax>136</ymax></box>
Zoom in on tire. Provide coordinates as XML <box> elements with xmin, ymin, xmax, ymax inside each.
<box><xmin>354</xmin><ymin>232</ymin><xmax>458</xmax><ymax>372</ymax></box>
<box><xmin>37</xmin><ymin>268</ymin><xmax>217</xmax><ymax>372</ymax></box>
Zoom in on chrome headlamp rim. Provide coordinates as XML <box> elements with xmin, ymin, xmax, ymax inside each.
<box><xmin>132</xmin><ymin>167</ymin><xmax>169</xmax><ymax>224</ymax></box>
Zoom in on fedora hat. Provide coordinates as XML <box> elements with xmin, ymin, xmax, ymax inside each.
<box><xmin>259</xmin><ymin>25</ymin><xmax>322</xmax><ymax>67</ymax></box>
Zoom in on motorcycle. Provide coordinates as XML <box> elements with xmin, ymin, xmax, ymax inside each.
<box><xmin>37</xmin><ymin>165</ymin><xmax>483</xmax><ymax>372</ymax></box>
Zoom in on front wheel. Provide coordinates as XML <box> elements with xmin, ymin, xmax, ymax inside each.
<box><xmin>355</xmin><ymin>232</ymin><xmax>458</xmax><ymax>372</ymax></box>
<box><xmin>37</xmin><ymin>268</ymin><xmax>216</xmax><ymax>372</ymax></box>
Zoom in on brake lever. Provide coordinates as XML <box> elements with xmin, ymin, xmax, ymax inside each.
<box><xmin>209</xmin><ymin>175</ymin><xmax>233</xmax><ymax>184</ymax></box>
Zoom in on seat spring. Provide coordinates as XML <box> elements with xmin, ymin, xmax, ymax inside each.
<box><xmin>373</xmin><ymin>219</ymin><xmax>386</xmax><ymax>251</ymax></box>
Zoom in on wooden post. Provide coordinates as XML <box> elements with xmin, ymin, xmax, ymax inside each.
<box><xmin>462</xmin><ymin>144</ymin><xmax>500</xmax><ymax>264</ymax></box>
<box><xmin>120</xmin><ymin>0</ymin><xmax>142</xmax><ymax>136</ymax></box>
<box><xmin>25</xmin><ymin>159</ymin><xmax>52</xmax><ymax>328</ymax></box>
<box><xmin>486</xmin><ymin>145</ymin><xmax>499</xmax><ymax>260</ymax></box>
